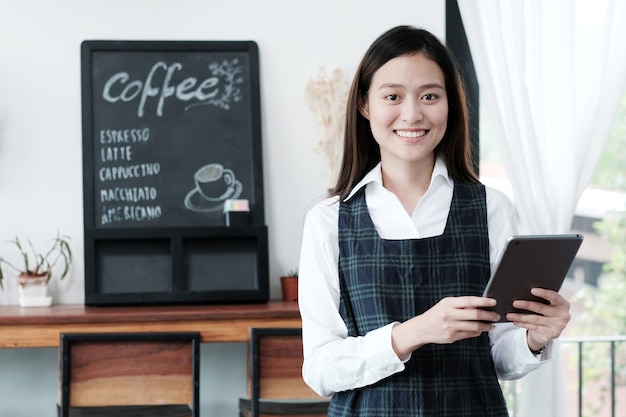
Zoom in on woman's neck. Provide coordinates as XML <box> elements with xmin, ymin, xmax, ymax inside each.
<box><xmin>381</xmin><ymin>157</ymin><xmax>436</xmax><ymax>215</ymax></box>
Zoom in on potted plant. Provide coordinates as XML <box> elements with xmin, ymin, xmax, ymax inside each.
<box><xmin>280</xmin><ymin>269</ymin><xmax>299</xmax><ymax>302</ymax></box>
<box><xmin>0</xmin><ymin>232</ymin><xmax>72</xmax><ymax>307</ymax></box>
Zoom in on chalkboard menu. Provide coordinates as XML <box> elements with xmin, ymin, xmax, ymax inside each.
<box><xmin>81</xmin><ymin>40</ymin><xmax>268</xmax><ymax>305</ymax></box>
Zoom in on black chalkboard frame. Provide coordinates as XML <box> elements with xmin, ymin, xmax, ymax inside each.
<box><xmin>81</xmin><ymin>40</ymin><xmax>268</xmax><ymax>305</ymax></box>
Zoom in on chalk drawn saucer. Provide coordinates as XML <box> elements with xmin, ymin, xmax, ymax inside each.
<box><xmin>184</xmin><ymin>181</ymin><xmax>242</xmax><ymax>213</ymax></box>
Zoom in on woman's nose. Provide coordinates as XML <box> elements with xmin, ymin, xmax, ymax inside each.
<box><xmin>401</xmin><ymin>100</ymin><xmax>423</xmax><ymax>123</ymax></box>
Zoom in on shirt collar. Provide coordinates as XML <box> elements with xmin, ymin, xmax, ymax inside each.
<box><xmin>344</xmin><ymin>157</ymin><xmax>453</xmax><ymax>202</ymax></box>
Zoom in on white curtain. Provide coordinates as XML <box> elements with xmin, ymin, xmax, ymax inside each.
<box><xmin>458</xmin><ymin>0</ymin><xmax>626</xmax><ymax>234</ymax></box>
<box><xmin>457</xmin><ymin>0</ymin><xmax>626</xmax><ymax>416</ymax></box>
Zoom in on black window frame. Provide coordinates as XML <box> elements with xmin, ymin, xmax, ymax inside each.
<box><xmin>446</xmin><ymin>0</ymin><xmax>479</xmax><ymax>174</ymax></box>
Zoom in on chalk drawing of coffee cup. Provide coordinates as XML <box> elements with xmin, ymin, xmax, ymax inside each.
<box><xmin>184</xmin><ymin>163</ymin><xmax>242</xmax><ymax>213</ymax></box>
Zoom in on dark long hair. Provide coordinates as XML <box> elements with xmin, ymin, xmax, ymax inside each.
<box><xmin>331</xmin><ymin>25</ymin><xmax>478</xmax><ymax>199</ymax></box>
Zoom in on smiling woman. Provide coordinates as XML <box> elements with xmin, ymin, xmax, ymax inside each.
<box><xmin>297</xmin><ymin>25</ymin><xmax>571</xmax><ymax>417</ymax></box>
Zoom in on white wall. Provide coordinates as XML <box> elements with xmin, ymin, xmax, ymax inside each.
<box><xmin>0</xmin><ymin>0</ymin><xmax>444</xmax><ymax>415</ymax></box>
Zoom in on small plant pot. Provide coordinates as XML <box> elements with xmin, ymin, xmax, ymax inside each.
<box><xmin>280</xmin><ymin>276</ymin><xmax>299</xmax><ymax>302</ymax></box>
<box><xmin>18</xmin><ymin>273</ymin><xmax>52</xmax><ymax>307</ymax></box>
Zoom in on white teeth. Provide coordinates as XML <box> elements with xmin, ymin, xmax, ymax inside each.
<box><xmin>396</xmin><ymin>130</ymin><xmax>426</xmax><ymax>138</ymax></box>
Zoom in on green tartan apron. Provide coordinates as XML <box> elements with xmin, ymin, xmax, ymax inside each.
<box><xmin>332</xmin><ymin>182</ymin><xmax>509</xmax><ymax>417</ymax></box>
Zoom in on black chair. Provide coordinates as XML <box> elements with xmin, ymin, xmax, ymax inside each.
<box><xmin>238</xmin><ymin>327</ymin><xmax>330</xmax><ymax>417</ymax></box>
<box><xmin>58</xmin><ymin>332</ymin><xmax>200</xmax><ymax>417</ymax></box>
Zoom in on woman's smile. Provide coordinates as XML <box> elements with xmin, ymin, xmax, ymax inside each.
<box><xmin>395</xmin><ymin>129</ymin><xmax>427</xmax><ymax>140</ymax></box>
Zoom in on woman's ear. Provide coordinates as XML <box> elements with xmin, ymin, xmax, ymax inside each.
<box><xmin>358</xmin><ymin>93</ymin><xmax>370</xmax><ymax>120</ymax></box>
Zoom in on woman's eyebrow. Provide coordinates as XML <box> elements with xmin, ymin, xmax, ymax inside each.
<box><xmin>378</xmin><ymin>82</ymin><xmax>445</xmax><ymax>90</ymax></box>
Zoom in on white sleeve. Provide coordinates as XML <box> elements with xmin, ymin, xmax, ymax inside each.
<box><xmin>298</xmin><ymin>200</ymin><xmax>405</xmax><ymax>397</ymax></box>
<box><xmin>489</xmin><ymin>324</ymin><xmax>554</xmax><ymax>380</ymax></box>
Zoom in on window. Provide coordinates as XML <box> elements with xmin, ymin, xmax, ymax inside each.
<box><xmin>447</xmin><ymin>2</ymin><xmax>626</xmax><ymax>413</ymax></box>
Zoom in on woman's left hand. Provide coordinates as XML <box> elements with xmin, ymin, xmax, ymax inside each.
<box><xmin>506</xmin><ymin>288</ymin><xmax>571</xmax><ymax>352</ymax></box>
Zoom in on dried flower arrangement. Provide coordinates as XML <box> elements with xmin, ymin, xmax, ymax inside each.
<box><xmin>304</xmin><ymin>67</ymin><xmax>350</xmax><ymax>189</ymax></box>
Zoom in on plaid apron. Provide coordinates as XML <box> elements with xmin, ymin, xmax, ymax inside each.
<box><xmin>331</xmin><ymin>183</ymin><xmax>509</xmax><ymax>417</ymax></box>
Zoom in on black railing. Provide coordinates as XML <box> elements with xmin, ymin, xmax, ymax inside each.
<box><xmin>501</xmin><ymin>336</ymin><xmax>626</xmax><ymax>417</ymax></box>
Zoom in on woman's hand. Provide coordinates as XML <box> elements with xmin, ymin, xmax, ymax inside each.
<box><xmin>506</xmin><ymin>288</ymin><xmax>571</xmax><ymax>352</ymax></box>
<box><xmin>391</xmin><ymin>296</ymin><xmax>501</xmax><ymax>359</ymax></box>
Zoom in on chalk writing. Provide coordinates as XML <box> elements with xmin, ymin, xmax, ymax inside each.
<box><xmin>96</xmin><ymin>125</ymin><xmax>163</xmax><ymax>225</ymax></box>
<box><xmin>102</xmin><ymin>59</ymin><xmax>243</xmax><ymax>118</ymax></box>
<box><xmin>101</xmin><ymin>146</ymin><xmax>133</xmax><ymax>162</ymax></box>
<box><xmin>100</xmin><ymin>187</ymin><xmax>158</xmax><ymax>203</ymax></box>
<box><xmin>84</xmin><ymin>42</ymin><xmax>260</xmax><ymax>232</ymax></box>
<box><xmin>100</xmin><ymin>205</ymin><xmax>162</xmax><ymax>225</ymax></box>
<box><xmin>184</xmin><ymin>60</ymin><xmax>243</xmax><ymax>111</ymax></box>
<box><xmin>99</xmin><ymin>163</ymin><xmax>161</xmax><ymax>182</ymax></box>
<box><xmin>100</xmin><ymin>128</ymin><xmax>150</xmax><ymax>144</ymax></box>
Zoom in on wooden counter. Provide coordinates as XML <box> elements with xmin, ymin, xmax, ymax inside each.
<box><xmin>0</xmin><ymin>301</ymin><xmax>301</xmax><ymax>348</ymax></box>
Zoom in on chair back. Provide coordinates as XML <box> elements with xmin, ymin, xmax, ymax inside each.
<box><xmin>58</xmin><ymin>332</ymin><xmax>200</xmax><ymax>417</ymax></box>
<box><xmin>247</xmin><ymin>327</ymin><xmax>328</xmax><ymax>416</ymax></box>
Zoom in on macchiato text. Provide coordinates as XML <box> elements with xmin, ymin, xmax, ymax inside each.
<box><xmin>100</xmin><ymin>186</ymin><xmax>158</xmax><ymax>203</ymax></box>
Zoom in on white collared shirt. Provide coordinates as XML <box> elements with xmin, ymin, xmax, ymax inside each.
<box><xmin>298</xmin><ymin>158</ymin><xmax>551</xmax><ymax>397</ymax></box>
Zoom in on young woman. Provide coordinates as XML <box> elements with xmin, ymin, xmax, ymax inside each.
<box><xmin>298</xmin><ymin>26</ymin><xmax>571</xmax><ymax>416</ymax></box>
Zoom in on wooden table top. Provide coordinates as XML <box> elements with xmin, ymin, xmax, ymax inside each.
<box><xmin>0</xmin><ymin>301</ymin><xmax>301</xmax><ymax>348</ymax></box>
<box><xmin>0</xmin><ymin>301</ymin><xmax>300</xmax><ymax>324</ymax></box>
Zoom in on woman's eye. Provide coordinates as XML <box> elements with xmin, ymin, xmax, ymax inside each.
<box><xmin>422</xmin><ymin>93</ymin><xmax>438</xmax><ymax>101</ymax></box>
<box><xmin>385</xmin><ymin>94</ymin><xmax>400</xmax><ymax>101</ymax></box>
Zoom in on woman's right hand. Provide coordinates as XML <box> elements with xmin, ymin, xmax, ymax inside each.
<box><xmin>391</xmin><ymin>296</ymin><xmax>500</xmax><ymax>359</ymax></box>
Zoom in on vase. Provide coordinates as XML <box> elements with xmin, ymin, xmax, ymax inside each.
<box><xmin>18</xmin><ymin>273</ymin><xmax>52</xmax><ymax>307</ymax></box>
<box><xmin>280</xmin><ymin>276</ymin><xmax>299</xmax><ymax>302</ymax></box>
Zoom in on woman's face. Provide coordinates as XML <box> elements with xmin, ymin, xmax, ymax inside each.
<box><xmin>359</xmin><ymin>53</ymin><xmax>448</xmax><ymax>168</ymax></box>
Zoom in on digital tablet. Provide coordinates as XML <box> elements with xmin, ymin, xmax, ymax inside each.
<box><xmin>482</xmin><ymin>234</ymin><xmax>584</xmax><ymax>322</ymax></box>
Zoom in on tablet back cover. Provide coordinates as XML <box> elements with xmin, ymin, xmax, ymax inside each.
<box><xmin>483</xmin><ymin>234</ymin><xmax>583</xmax><ymax>321</ymax></box>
